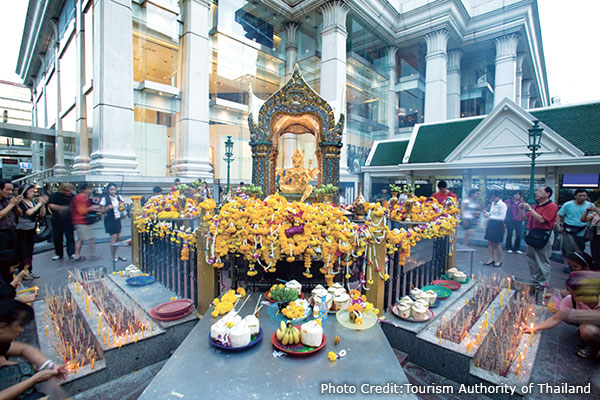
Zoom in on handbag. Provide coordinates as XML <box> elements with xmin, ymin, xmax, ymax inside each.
<box><xmin>563</xmin><ymin>223</ymin><xmax>586</xmax><ymax>235</ymax></box>
<box><xmin>524</xmin><ymin>202</ymin><xmax>552</xmax><ymax>249</ymax></box>
<box><xmin>584</xmin><ymin>225</ymin><xmax>597</xmax><ymax>241</ymax></box>
<box><xmin>34</xmin><ymin>225</ymin><xmax>52</xmax><ymax>243</ymax></box>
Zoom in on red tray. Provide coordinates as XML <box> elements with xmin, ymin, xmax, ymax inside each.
<box><xmin>151</xmin><ymin>299</ymin><xmax>194</xmax><ymax>318</ymax></box>
<box><xmin>149</xmin><ymin>306</ymin><xmax>194</xmax><ymax>321</ymax></box>
<box><xmin>432</xmin><ymin>279</ymin><xmax>461</xmax><ymax>291</ymax></box>
<box><xmin>271</xmin><ymin>325</ymin><xmax>326</xmax><ymax>356</ymax></box>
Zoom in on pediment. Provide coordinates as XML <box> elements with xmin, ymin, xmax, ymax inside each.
<box><xmin>445</xmin><ymin>98</ymin><xmax>584</xmax><ymax>163</ymax></box>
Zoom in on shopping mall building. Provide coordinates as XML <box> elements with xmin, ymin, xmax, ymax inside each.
<box><xmin>11</xmin><ymin>0</ymin><xmax>569</xmax><ymax>195</ymax></box>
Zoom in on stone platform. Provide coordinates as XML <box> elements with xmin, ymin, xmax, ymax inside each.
<box><xmin>382</xmin><ymin>280</ymin><xmax>544</xmax><ymax>399</ymax></box>
<box><xmin>34</xmin><ymin>273</ymin><xmax>197</xmax><ymax>396</ymax></box>
<box><xmin>138</xmin><ymin>295</ymin><xmax>418</xmax><ymax>400</ymax></box>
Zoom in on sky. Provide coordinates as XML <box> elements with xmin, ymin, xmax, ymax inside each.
<box><xmin>1</xmin><ymin>1</ymin><xmax>599</xmax><ymax>105</ymax></box>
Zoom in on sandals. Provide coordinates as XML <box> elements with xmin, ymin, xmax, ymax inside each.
<box><xmin>577</xmin><ymin>346</ymin><xmax>592</xmax><ymax>359</ymax></box>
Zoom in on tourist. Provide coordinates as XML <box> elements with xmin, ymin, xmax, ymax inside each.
<box><xmin>482</xmin><ymin>190</ymin><xmax>507</xmax><ymax>268</ymax></box>
<box><xmin>200</xmin><ymin>181</ymin><xmax>210</xmax><ymax>200</ymax></box>
<box><xmin>0</xmin><ymin>299</ymin><xmax>68</xmax><ymax>398</ymax></box>
<box><xmin>548</xmin><ymin>251</ymin><xmax>599</xmax><ymax>299</ymax></box>
<box><xmin>374</xmin><ymin>188</ymin><xmax>390</xmax><ymax>203</ymax></box>
<box><xmin>519</xmin><ymin>186</ymin><xmax>559</xmax><ymax>289</ymax></box>
<box><xmin>525</xmin><ymin>270</ymin><xmax>600</xmax><ymax>359</ymax></box>
<box><xmin>581</xmin><ymin>204</ymin><xmax>600</xmax><ymax>265</ymax></box>
<box><xmin>171</xmin><ymin>178</ymin><xmax>181</xmax><ymax>192</ymax></box>
<box><xmin>15</xmin><ymin>184</ymin><xmax>47</xmax><ymax>279</ymax></box>
<box><xmin>0</xmin><ymin>180</ymin><xmax>22</xmax><ymax>253</ymax></box>
<box><xmin>461</xmin><ymin>189</ymin><xmax>481</xmax><ymax>246</ymax></box>
<box><xmin>72</xmin><ymin>184</ymin><xmax>100</xmax><ymax>262</ymax></box>
<box><xmin>100</xmin><ymin>183</ymin><xmax>127</xmax><ymax>264</ymax></box>
<box><xmin>432</xmin><ymin>180</ymin><xmax>456</xmax><ymax>205</ymax></box>
<box><xmin>48</xmin><ymin>183</ymin><xmax>75</xmax><ymax>261</ymax></box>
<box><xmin>557</xmin><ymin>189</ymin><xmax>593</xmax><ymax>273</ymax></box>
<box><xmin>236</xmin><ymin>182</ymin><xmax>248</xmax><ymax>199</ymax></box>
<box><xmin>0</xmin><ymin>251</ymin><xmax>35</xmax><ymax>303</ymax></box>
<box><xmin>504</xmin><ymin>191</ymin><xmax>526</xmax><ymax>254</ymax></box>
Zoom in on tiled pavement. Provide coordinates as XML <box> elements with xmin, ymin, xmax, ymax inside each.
<box><xmin>16</xmin><ymin>225</ymin><xmax>599</xmax><ymax>399</ymax></box>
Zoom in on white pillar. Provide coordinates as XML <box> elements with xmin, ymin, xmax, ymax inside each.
<box><xmin>73</xmin><ymin>0</ymin><xmax>90</xmax><ymax>174</ymax></box>
<box><xmin>493</xmin><ymin>34</ymin><xmax>520</xmax><ymax>106</ymax></box>
<box><xmin>515</xmin><ymin>53</ymin><xmax>525</xmax><ymax>108</ymax></box>
<box><xmin>447</xmin><ymin>49</ymin><xmax>462</xmax><ymax>120</ymax></box>
<box><xmin>31</xmin><ymin>89</ymin><xmax>41</xmax><ymax>173</ymax></box>
<box><xmin>89</xmin><ymin>0</ymin><xmax>139</xmax><ymax>175</ymax></box>
<box><xmin>320</xmin><ymin>1</ymin><xmax>349</xmax><ymax>176</ymax></box>
<box><xmin>285</xmin><ymin>22</ymin><xmax>299</xmax><ymax>80</ymax></box>
<box><xmin>462</xmin><ymin>170</ymin><xmax>472</xmax><ymax>199</ymax></box>
<box><xmin>53</xmin><ymin>40</ymin><xmax>67</xmax><ymax>176</ymax></box>
<box><xmin>386</xmin><ymin>46</ymin><xmax>397</xmax><ymax>139</ymax></box>
<box><xmin>172</xmin><ymin>0</ymin><xmax>213</xmax><ymax>179</ymax></box>
<box><xmin>363</xmin><ymin>173</ymin><xmax>372</xmax><ymax>201</ymax></box>
<box><xmin>282</xmin><ymin>135</ymin><xmax>296</xmax><ymax>169</ymax></box>
<box><xmin>424</xmin><ymin>29</ymin><xmax>450</xmax><ymax>123</ymax></box>
<box><xmin>521</xmin><ymin>79</ymin><xmax>532</xmax><ymax>109</ymax></box>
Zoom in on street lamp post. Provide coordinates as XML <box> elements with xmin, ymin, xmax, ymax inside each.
<box><xmin>224</xmin><ymin>136</ymin><xmax>234</xmax><ymax>195</ymax></box>
<box><xmin>526</xmin><ymin>120</ymin><xmax>543</xmax><ymax>204</ymax></box>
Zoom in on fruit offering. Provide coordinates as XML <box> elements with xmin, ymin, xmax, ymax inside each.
<box><xmin>276</xmin><ymin>321</ymin><xmax>301</xmax><ymax>346</ymax></box>
<box><xmin>269</xmin><ymin>284</ymin><xmax>299</xmax><ymax>302</ymax></box>
<box><xmin>281</xmin><ymin>299</ymin><xmax>310</xmax><ymax>320</ymax></box>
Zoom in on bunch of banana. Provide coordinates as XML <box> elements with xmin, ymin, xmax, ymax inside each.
<box><xmin>276</xmin><ymin>321</ymin><xmax>300</xmax><ymax>345</ymax></box>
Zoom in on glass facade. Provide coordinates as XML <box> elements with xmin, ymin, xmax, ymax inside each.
<box><xmin>396</xmin><ymin>45</ymin><xmax>425</xmax><ymax>128</ymax></box>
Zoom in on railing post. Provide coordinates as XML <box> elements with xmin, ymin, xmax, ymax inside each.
<box><xmin>197</xmin><ymin>220</ymin><xmax>216</xmax><ymax>314</ymax></box>
<box><xmin>131</xmin><ymin>196</ymin><xmax>142</xmax><ymax>267</ymax></box>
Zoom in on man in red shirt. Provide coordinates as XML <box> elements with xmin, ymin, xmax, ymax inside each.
<box><xmin>520</xmin><ymin>186</ymin><xmax>559</xmax><ymax>288</ymax></box>
<box><xmin>431</xmin><ymin>180</ymin><xmax>457</xmax><ymax>205</ymax></box>
<box><xmin>71</xmin><ymin>184</ymin><xmax>100</xmax><ymax>261</ymax></box>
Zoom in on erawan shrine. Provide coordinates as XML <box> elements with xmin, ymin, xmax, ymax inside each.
<box><xmin>23</xmin><ymin>68</ymin><xmax>557</xmax><ymax>400</ymax></box>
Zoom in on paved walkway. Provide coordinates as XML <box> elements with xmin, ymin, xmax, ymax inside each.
<box><xmin>17</xmin><ymin>226</ymin><xmax>598</xmax><ymax>400</ymax></box>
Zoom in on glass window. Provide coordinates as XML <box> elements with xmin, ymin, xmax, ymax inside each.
<box><xmin>133</xmin><ymin>30</ymin><xmax>179</xmax><ymax>86</ymax></box>
<box><xmin>397</xmin><ymin>89</ymin><xmax>424</xmax><ymax>128</ymax></box>
<box><xmin>134</xmin><ymin>106</ymin><xmax>175</xmax><ymax>176</ymax></box>
<box><xmin>60</xmin><ymin>37</ymin><xmax>77</xmax><ymax>113</ymax></box>
<box><xmin>217</xmin><ymin>0</ymin><xmax>281</xmax><ymax>52</ymax></box>
<box><xmin>45</xmin><ymin>74</ymin><xmax>57</xmax><ymax>128</ymax></box>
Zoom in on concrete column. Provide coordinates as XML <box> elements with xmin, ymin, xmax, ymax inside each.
<box><xmin>521</xmin><ymin>79</ymin><xmax>532</xmax><ymax>109</ymax></box>
<box><xmin>424</xmin><ymin>29</ymin><xmax>450</xmax><ymax>123</ymax></box>
<box><xmin>73</xmin><ymin>0</ymin><xmax>90</xmax><ymax>174</ymax></box>
<box><xmin>285</xmin><ymin>22</ymin><xmax>299</xmax><ymax>80</ymax></box>
<box><xmin>493</xmin><ymin>34</ymin><xmax>520</xmax><ymax>106</ymax></box>
<box><xmin>52</xmin><ymin>36</ymin><xmax>67</xmax><ymax>176</ymax></box>
<box><xmin>31</xmin><ymin>89</ymin><xmax>41</xmax><ymax>173</ymax></box>
<box><xmin>320</xmin><ymin>1</ymin><xmax>349</xmax><ymax>176</ymax></box>
<box><xmin>89</xmin><ymin>0</ymin><xmax>139</xmax><ymax>175</ymax></box>
<box><xmin>172</xmin><ymin>0</ymin><xmax>213</xmax><ymax>179</ymax></box>
<box><xmin>545</xmin><ymin>167</ymin><xmax>557</xmax><ymax>202</ymax></box>
<box><xmin>386</xmin><ymin>46</ymin><xmax>397</xmax><ymax>139</ymax></box>
<box><xmin>447</xmin><ymin>49</ymin><xmax>462</xmax><ymax>120</ymax></box>
<box><xmin>363</xmin><ymin>173</ymin><xmax>372</xmax><ymax>201</ymax></box>
<box><xmin>462</xmin><ymin>170</ymin><xmax>472</xmax><ymax>199</ymax></box>
<box><xmin>515</xmin><ymin>53</ymin><xmax>525</xmax><ymax>108</ymax></box>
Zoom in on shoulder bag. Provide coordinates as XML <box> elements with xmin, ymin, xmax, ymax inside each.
<box><xmin>524</xmin><ymin>202</ymin><xmax>552</xmax><ymax>249</ymax></box>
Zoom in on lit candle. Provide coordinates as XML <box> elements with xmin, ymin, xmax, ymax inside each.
<box><xmin>499</xmin><ymin>292</ymin><xmax>503</xmax><ymax>308</ymax></box>
<box><xmin>477</xmin><ymin>358</ymin><xmax>480</xmax><ymax>368</ymax></box>
<box><xmin>507</xmin><ymin>278</ymin><xmax>511</xmax><ymax>293</ymax></box>
<box><xmin>532</xmin><ymin>312</ymin><xmax>536</xmax><ymax>327</ymax></box>
<box><xmin>34</xmin><ymin>287</ymin><xmax>38</xmax><ymax>296</ymax></box>
<box><xmin>485</xmin><ymin>311</ymin><xmax>489</xmax><ymax>325</ymax></box>
<box><xmin>466</xmin><ymin>341</ymin><xmax>472</xmax><ymax>352</ymax></box>
<box><xmin>530</xmin><ymin>323</ymin><xmax>534</xmax><ymax>346</ymax></box>
<box><xmin>150</xmin><ymin>320</ymin><xmax>153</xmax><ymax>332</ymax></box>
<box><xmin>76</xmin><ymin>281</ymin><xmax>80</xmax><ymax>293</ymax></box>
<box><xmin>45</xmin><ymin>325</ymin><xmax>48</xmax><ymax>338</ymax></box>
<box><xmin>490</xmin><ymin>304</ymin><xmax>495</xmax><ymax>318</ymax></box>
<box><xmin>439</xmin><ymin>330</ymin><xmax>442</xmax><ymax>344</ymax></box>
<box><xmin>524</xmin><ymin>344</ymin><xmax>527</xmax><ymax>359</ymax></box>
